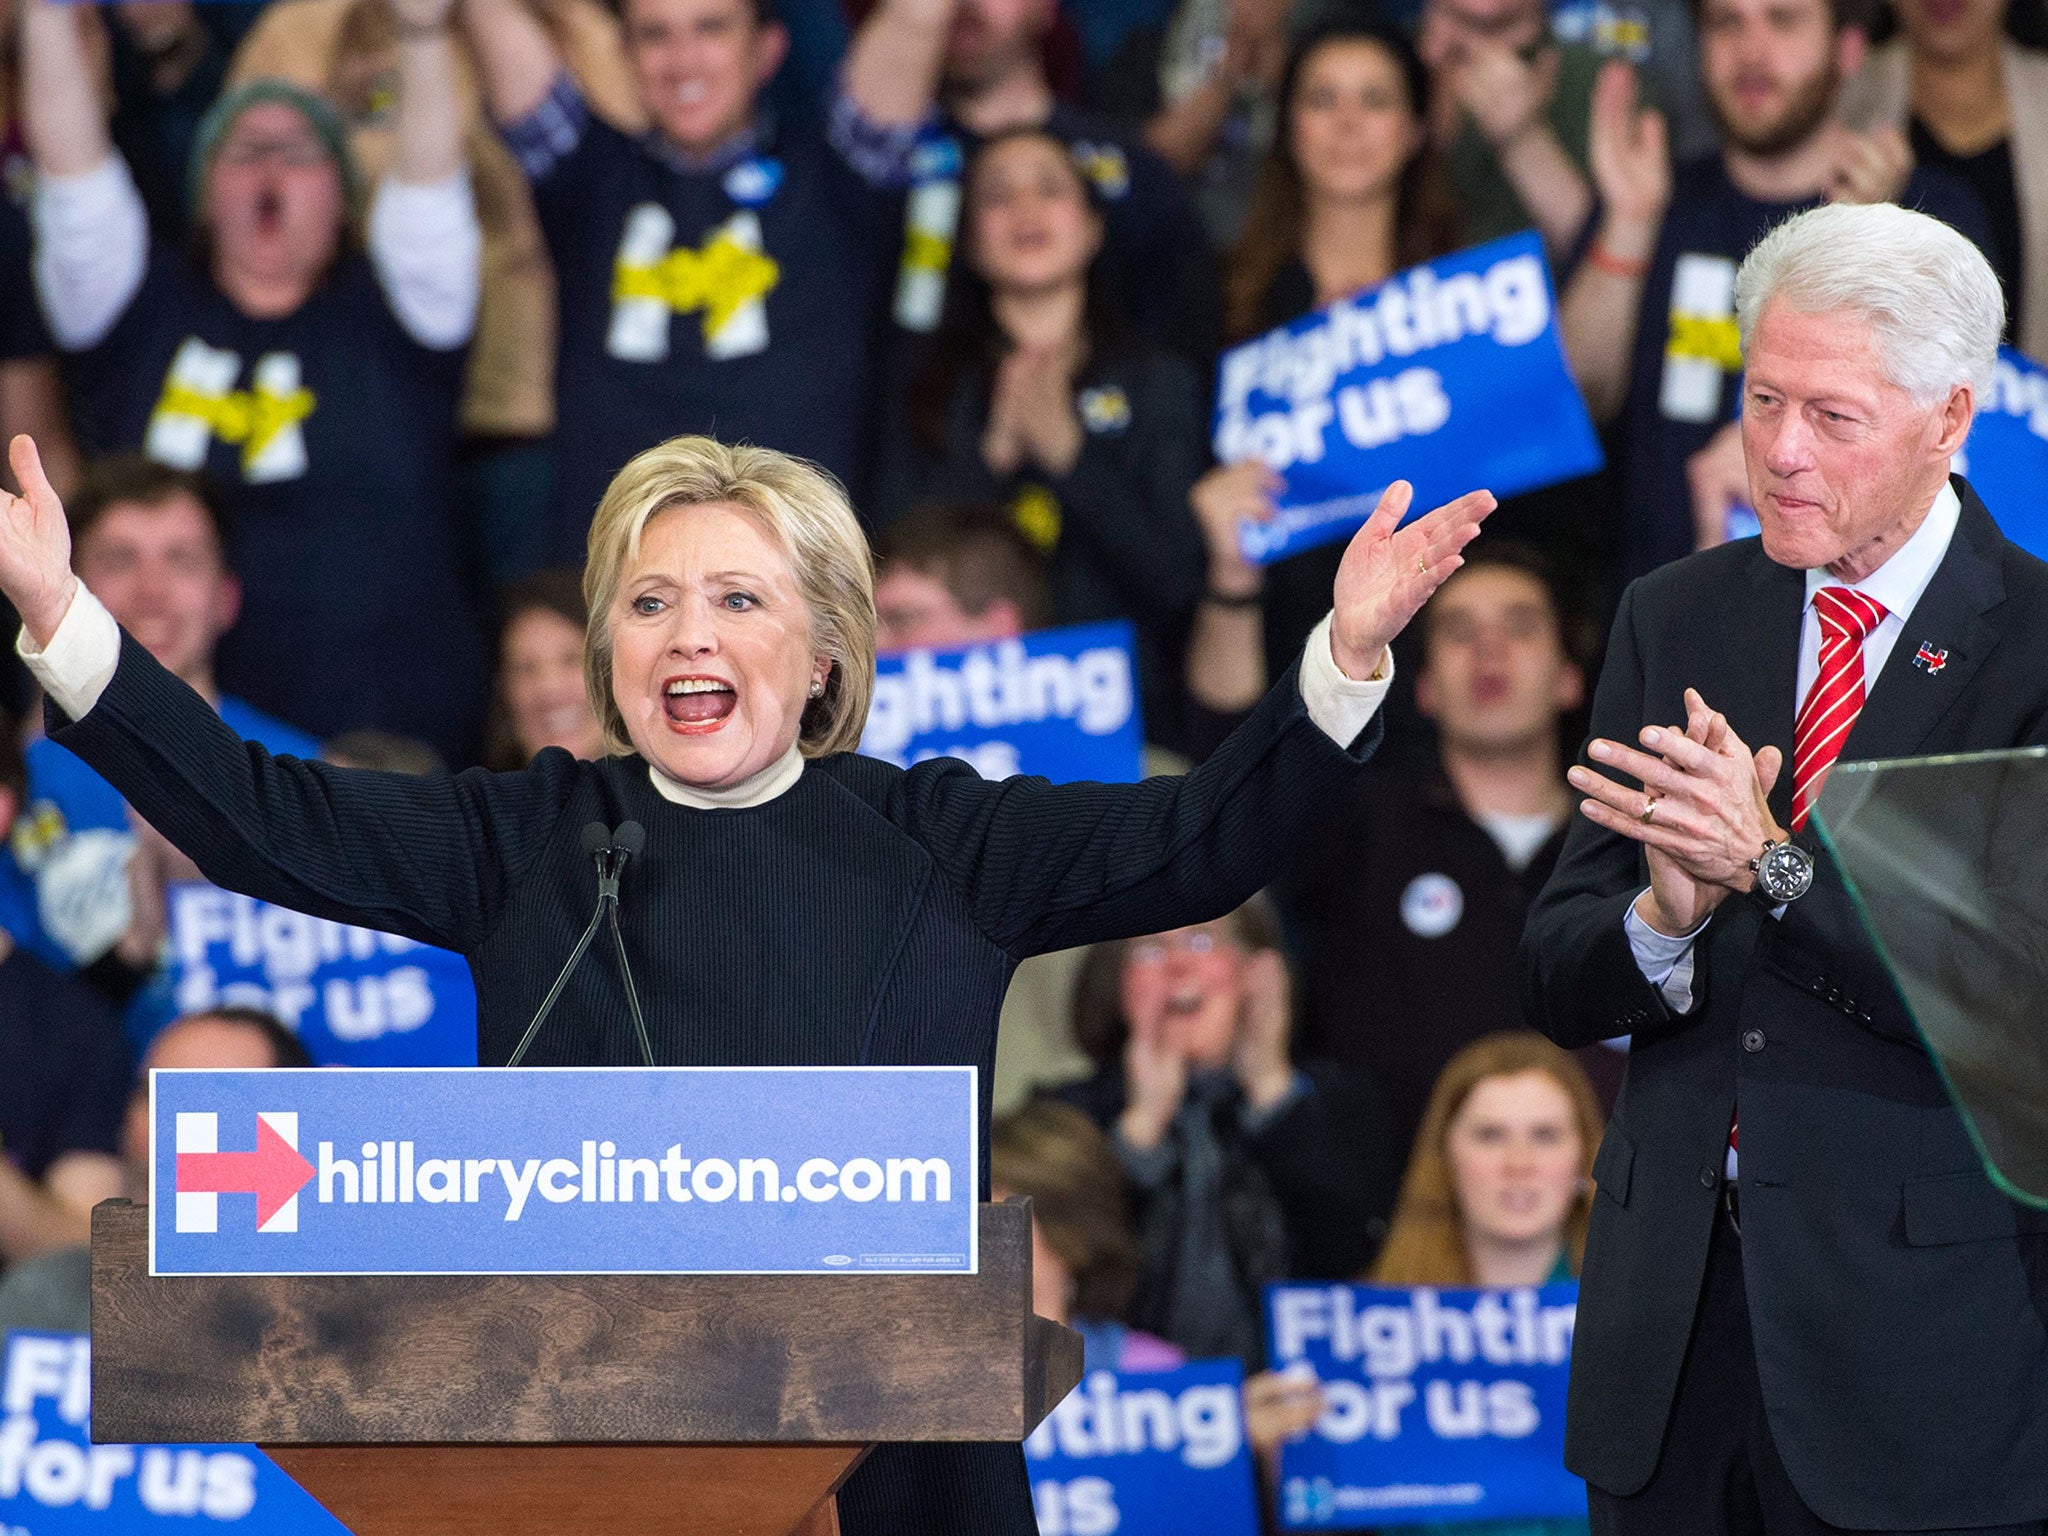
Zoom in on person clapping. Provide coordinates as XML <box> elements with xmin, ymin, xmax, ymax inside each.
<box><xmin>1057</xmin><ymin>895</ymin><xmax>1401</xmax><ymax>1366</ymax></box>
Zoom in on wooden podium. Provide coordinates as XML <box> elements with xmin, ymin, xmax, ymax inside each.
<box><xmin>89</xmin><ymin>1198</ymin><xmax>1081</xmax><ymax>1536</ymax></box>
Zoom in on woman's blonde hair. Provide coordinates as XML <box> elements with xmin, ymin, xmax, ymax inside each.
<box><xmin>581</xmin><ymin>437</ymin><xmax>877</xmax><ymax>758</ymax></box>
<box><xmin>1370</xmin><ymin>1032</ymin><xmax>1604</xmax><ymax>1286</ymax></box>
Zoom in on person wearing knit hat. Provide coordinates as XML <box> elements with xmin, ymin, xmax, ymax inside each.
<box><xmin>186</xmin><ymin>79</ymin><xmax>364</xmax><ymax>226</ymax></box>
<box><xmin>18</xmin><ymin>0</ymin><xmax>493</xmax><ymax>765</ymax></box>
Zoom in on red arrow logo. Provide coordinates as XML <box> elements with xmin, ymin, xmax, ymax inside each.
<box><xmin>176</xmin><ymin>1118</ymin><xmax>316</xmax><ymax>1227</ymax></box>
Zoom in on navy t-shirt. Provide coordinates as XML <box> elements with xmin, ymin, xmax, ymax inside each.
<box><xmin>530</xmin><ymin>113</ymin><xmax>902</xmax><ymax>561</ymax></box>
<box><xmin>0</xmin><ymin>948</ymin><xmax>131</xmax><ymax>1182</ymax></box>
<box><xmin>0</xmin><ymin>193</ymin><xmax>53</xmax><ymax>363</ymax></box>
<box><xmin>61</xmin><ymin>252</ymin><xmax>488</xmax><ymax>763</ymax></box>
<box><xmin>1615</xmin><ymin>156</ymin><xmax>1993</xmax><ymax>578</ymax></box>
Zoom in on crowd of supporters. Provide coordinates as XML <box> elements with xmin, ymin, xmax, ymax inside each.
<box><xmin>2</xmin><ymin>0</ymin><xmax>2042</xmax><ymax>1521</ymax></box>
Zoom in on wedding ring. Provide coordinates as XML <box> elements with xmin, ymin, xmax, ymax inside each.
<box><xmin>1641</xmin><ymin>798</ymin><xmax>1659</xmax><ymax>824</ymax></box>
<box><xmin>1418</xmin><ymin>558</ymin><xmax>1429</xmax><ymax>576</ymax></box>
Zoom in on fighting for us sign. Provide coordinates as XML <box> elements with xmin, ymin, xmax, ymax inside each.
<box><xmin>149</xmin><ymin>1067</ymin><xmax>977</xmax><ymax>1277</ymax></box>
<box><xmin>1213</xmin><ymin>232</ymin><xmax>1604</xmax><ymax>565</ymax></box>
<box><xmin>0</xmin><ymin>1332</ymin><xmax>346</xmax><ymax>1534</ymax></box>
<box><xmin>1265</xmin><ymin>1282</ymin><xmax>1585</xmax><ymax>1527</ymax></box>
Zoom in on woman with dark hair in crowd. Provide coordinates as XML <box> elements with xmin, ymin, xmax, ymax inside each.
<box><xmin>1244</xmin><ymin>1031</ymin><xmax>1603</xmax><ymax>1535</ymax></box>
<box><xmin>1203</xmin><ymin>20</ymin><xmax>1466</xmax><ymax>685</ymax></box>
<box><xmin>485</xmin><ymin>568</ymin><xmax>604</xmax><ymax>770</ymax></box>
<box><xmin>1057</xmin><ymin>893</ymin><xmax>1400</xmax><ymax>1367</ymax></box>
<box><xmin>876</xmin><ymin>126</ymin><xmax>1209</xmax><ymax>736</ymax></box>
<box><xmin>991</xmin><ymin>1097</ymin><xmax>1184</xmax><ymax>1374</ymax></box>
<box><xmin>1841</xmin><ymin>0</ymin><xmax>2048</xmax><ymax>354</ymax></box>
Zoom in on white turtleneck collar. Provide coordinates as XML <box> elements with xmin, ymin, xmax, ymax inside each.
<box><xmin>645</xmin><ymin>739</ymin><xmax>806</xmax><ymax>810</ymax></box>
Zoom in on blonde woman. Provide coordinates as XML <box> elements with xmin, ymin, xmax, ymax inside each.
<box><xmin>0</xmin><ymin>429</ymin><xmax>1490</xmax><ymax>1536</ymax></box>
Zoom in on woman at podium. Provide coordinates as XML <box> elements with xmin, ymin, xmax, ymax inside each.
<box><xmin>0</xmin><ymin>431</ymin><xmax>1490</xmax><ymax>1536</ymax></box>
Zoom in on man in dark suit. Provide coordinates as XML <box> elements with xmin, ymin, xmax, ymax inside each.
<box><xmin>1524</xmin><ymin>200</ymin><xmax>2048</xmax><ymax>1534</ymax></box>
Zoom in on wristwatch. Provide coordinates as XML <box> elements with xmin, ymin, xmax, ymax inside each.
<box><xmin>1749</xmin><ymin>837</ymin><xmax>1815</xmax><ymax>904</ymax></box>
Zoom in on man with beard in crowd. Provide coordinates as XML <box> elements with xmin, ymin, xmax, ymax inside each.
<box><xmin>1559</xmin><ymin>0</ymin><xmax>1992</xmax><ymax>580</ymax></box>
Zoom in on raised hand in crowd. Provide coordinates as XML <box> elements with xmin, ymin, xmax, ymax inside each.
<box><xmin>980</xmin><ymin>341</ymin><xmax>1084</xmax><ymax>478</ymax></box>
<box><xmin>389</xmin><ymin>0</ymin><xmax>465</xmax><ymax>184</ymax></box>
<box><xmin>1144</xmin><ymin>0</ymin><xmax>1287</xmax><ymax>175</ymax></box>
<box><xmin>1229</xmin><ymin>949</ymin><xmax>1296</xmax><ymax>1116</ymax></box>
<box><xmin>1447</xmin><ymin>38</ymin><xmax>1561</xmax><ymax>166</ymax></box>
<box><xmin>114</xmin><ymin>812</ymin><xmax>204</xmax><ymax>970</ymax></box>
<box><xmin>459</xmin><ymin>0</ymin><xmax>568</xmax><ymax>126</ymax></box>
<box><xmin>1684</xmin><ymin>420</ymin><xmax>1749</xmax><ymax>549</ymax></box>
<box><xmin>1568</xmin><ymin>686</ymin><xmax>1785</xmax><ymax>936</ymax></box>
<box><xmin>18</xmin><ymin>0</ymin><xmax>116</xmax><ymax>180</ymax></box>
<box><xmin>1820</xmin><ymin>122</ymin><xmax>1913</xmax><ymax>206</ymax></box>
<box><xmin>1560</xmin><ymin>60</ymin><xmax>1670</xmax><ymax>423</ymax></box>
<box><xmin>1418</xmin><ymin>1</ymin><xmax>1589</xmax><ymax>258</ymax></box>
<box><xmin>1184</xmin><ymin>461</ymin><xmax>1275</xmax><ymax>714</ymax></box>
<box><xmin>1116</xmin><ymin>987</ymin><xmax>1191</xmax><ymax>1156</ymax></box>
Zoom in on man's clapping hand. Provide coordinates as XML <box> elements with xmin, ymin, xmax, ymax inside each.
<box><xmin>1568</xmin><ymin>687</ymin><xmax>1786</xmax><ymax>935</ymax></box>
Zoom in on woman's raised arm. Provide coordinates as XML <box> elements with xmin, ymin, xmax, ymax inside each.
<box><xmin>897</xmin><ymin>480</ymin><xmax>1495</xmax><ymax>958</ymax></box>
<box><xmin>1</xmin><ymin>436</ymin><xmax>570</xmax><ymax>952</ymax></box>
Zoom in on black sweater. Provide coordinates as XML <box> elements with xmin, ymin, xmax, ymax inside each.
<box><xmin>51</xmin><ymin>629</ymin><xmax>1381</xmax><ymax>1536</ymax></box>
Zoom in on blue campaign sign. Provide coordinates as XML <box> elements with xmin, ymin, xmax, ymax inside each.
<box><xmin>1960</xmin><ymin>346</ymin><xmax>2048</xmax><ymax>563</ymax></box>
<box><xmin>863</xmin><ymin>621</ymin><xmax>1143</xmax><ymax>783</ymax></box>
<box><xmin>1213</xmin><ymin>232</ymin><xmax>1604</xmax><ymax>565</ymax></box>
<box><xmin>148</xmin><ymin>1066</ymin><xmax>976</xmax><ymax>1278</ymax></box>
<box><xmin>0</xmin><ymin>1332</ymin><xmax>347</xmax><ymax>1534</ymax></box>
<box><xmin>163</xmin><ymin>884</ymin><xmax>478</xmax><ymax>1067</ymax></box>
<box><xmin>1024</xmin><ymin>1359</ymin><xmax>1260</xmax><ymax>1536</ymax></box>
<box><xmin>1265</xmin><ymin>1282</ymin><xmax>1584</xmax><ymax>1528</ymax></box>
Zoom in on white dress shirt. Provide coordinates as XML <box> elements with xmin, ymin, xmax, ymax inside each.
<box><xmin>19</xmin><ymin>593</ymin><xmax>1392</xmax><ymax>810</ymax></box>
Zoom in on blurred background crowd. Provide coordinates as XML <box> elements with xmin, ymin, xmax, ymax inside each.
<box><xmin>0</xmin><ymin>0</ymin><xmax>2039</xmax><ymax>1518</ymax></box>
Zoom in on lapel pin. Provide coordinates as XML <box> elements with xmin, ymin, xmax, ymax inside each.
<box><xmin>1912</xmin><ymin>642</ymin><xmax>1949</xmax><ymax>676</ymax></box>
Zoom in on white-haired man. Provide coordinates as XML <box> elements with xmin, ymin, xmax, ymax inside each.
<box><xmin>1525</xmin><ymin>201</ymin><xmax>2048</xmax><ymax>1534</ymax></box>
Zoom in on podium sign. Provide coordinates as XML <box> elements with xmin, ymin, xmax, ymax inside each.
<box><xmin>148</xmin><ymin>1066</ymin><xmax>978</xmax><ymax>1276</ymax></box>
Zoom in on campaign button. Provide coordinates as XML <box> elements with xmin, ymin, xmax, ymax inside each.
<box><xmin>1400</xmin><ymin>873</ymin><xmax>1464</xmax><ymax>938</ymax></box>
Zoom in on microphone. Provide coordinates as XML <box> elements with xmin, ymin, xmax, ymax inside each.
<box><xmin>603</xmin><ymin>822</ymin><xmax>655</xmax><ymax>1069</ymax></box>
<box><xmin>506</xmin><ymin>822</ymin><xmax>655</xmax><ymax>1068</ymax></box>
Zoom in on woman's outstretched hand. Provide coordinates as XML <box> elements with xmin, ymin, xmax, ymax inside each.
<box><xmin>1329</xmin><ymin>481</ymin><xmax>1496</xmax><ymax>679</ymax></box>
<box><xmin>2</xmin><ymin>436</ymin><xmax>79</xmax><ymax>649</ymax></box>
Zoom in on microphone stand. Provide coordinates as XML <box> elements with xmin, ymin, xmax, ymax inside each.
<box><xmin>507</xmin><ymin>822</ymin><xmax>655</xmax><ymax>1068</ymax></box>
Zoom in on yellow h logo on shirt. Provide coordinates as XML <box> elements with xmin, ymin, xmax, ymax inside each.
<box><xmin>145</xmin><ymin>340</ymin><xmax>316</xmax><ymax>482</ymax></box>
<box><xmin>608</xmin><ymin>206</ymin><xmax>778</xmax><ymax>361</ymax></box>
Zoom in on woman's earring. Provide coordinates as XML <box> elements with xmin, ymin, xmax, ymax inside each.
<box><xmin>809</xmin><ymin>680</ymin><xmax>825</xmax><ymax>699</ymax></box>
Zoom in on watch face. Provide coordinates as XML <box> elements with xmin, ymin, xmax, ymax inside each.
<box><xmin>1762</xmin><ymin>842</ymin><xmax>1815</xmax><ymax>901</ymax></box>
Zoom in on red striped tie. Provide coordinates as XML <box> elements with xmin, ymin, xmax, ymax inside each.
<box><xmin>1732</xmin><ymin>588</ymin><xmax>1888</xmax><ymax>1171</ymax></box>
<box><xmin>1790</xmin><ymin>587</ymin><xmax>1889</xmax><ymax>832</ymax></box>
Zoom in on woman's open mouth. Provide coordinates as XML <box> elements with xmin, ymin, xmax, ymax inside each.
<box><xmin>663</xmin><ymin>676</ymin><xmax>736</xmax><ymax>731</ymax></box>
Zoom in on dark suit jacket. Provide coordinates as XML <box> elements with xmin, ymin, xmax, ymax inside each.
<box><xmin>1522</xmin><ymin>479</ymin><xmax>2048</xmax><ymax>1528</ymax></box>
<box><xmin>51</xmin><ymin>626</ymin><xmax>1380</xmax><ymax>1536</ymax></box>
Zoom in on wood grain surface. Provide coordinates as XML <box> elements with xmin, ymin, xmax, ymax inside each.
<box><xmin>262</xmin><ymin>1443</ymin><xmax>865</xmax><ymax>1536</ymax></box>
<box><xmin>91</xmin><ymin>1199</ymin><xmax>1081</xmax><ymax>1446</ymax></box>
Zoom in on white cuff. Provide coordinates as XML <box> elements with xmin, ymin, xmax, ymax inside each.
<box><xmin>1298</xmin><ymin>611</ymin><xmax>1392</xmax><ymax>749</ymax></box>
<box><xmin>1623</xmin><ymin>889</ymin><xmax>1708</xmax><ymax>1013</ymax></box>
<box><xmin>369</xmin><ymin>172</ymin><xmax>481</xmax><ymax>351</ymax></box>
<box><xmin>31</xmin><ymin>154</ymin><xmax>149</xmax><ymax>351</ymax></box>
<box><xmin>17</xmin><ymin>584</ymin><xmax>120</xmax><ymax>721</ymax></box>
